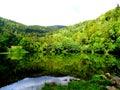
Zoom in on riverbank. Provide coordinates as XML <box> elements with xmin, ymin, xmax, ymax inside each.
<box><xmin>1</xmin><ymin>53</ymin><xmax>120</xmax><ymax>88</ymax></box>
<box><xmin>41</xmin><ymin>73</ymin><xmax>120</xmax><ymax>90</ymax></box>
<box><xmin>0</xmin><ymin>73</ymin><xmax>120</xmax><ymax>90</ymax></box>
<box><xmin>0</xmin><ymin>76</ymin><xmax>75</xmax><ymax>90</ymax></box>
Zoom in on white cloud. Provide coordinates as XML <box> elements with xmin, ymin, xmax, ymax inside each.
<box><xmin>0</xmin><ymin>0</ymin><xmax>120</xmax><ymax>26</ymax></box>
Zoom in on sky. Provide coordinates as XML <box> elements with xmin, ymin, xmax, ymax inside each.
<box><xmin>0</xmin><ymin>0</ymin><xmax>120</xmax><ymax>26</ymax></box>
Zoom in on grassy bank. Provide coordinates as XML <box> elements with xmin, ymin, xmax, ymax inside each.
<box><xmin>41</xmin><ymin>75</ymin><xmax>111</xmax><ymax>90</ymax></box>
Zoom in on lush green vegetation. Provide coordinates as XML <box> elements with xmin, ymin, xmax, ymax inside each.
<box><xmin>0</xmin><ymin>17</ymin><xmax>65</xmax><ymax>52</ymax></box>
<box><xmin>35</xmin><ymin>5</ymin><xmax>120</xmax><ymax>54</ymax></box>
<box><xmin>0</xmin><ymin>6</ymin><xmax>120</xmax><ymax>54</ymax></box>
<box><xmin>8</xmin><ymin>46</ymin><xmax>27</xmax><ymax>53</ymax></box>
<box><xmin>0</xmin><ymin>5</ymin><xmax>120</xmax><ymax>90</ymax></box>
<box><xmin>0</xmin><ymin>53</ymin><xmax>120</xmax><ymax>88</ymax></box>
<box><xmin>41</xmin><ymin>75</ymin><xmax>110</xmax><ymax>90</ymax></box>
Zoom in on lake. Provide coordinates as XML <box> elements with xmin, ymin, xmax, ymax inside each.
<box><xmin>0</xmin><ymin>53</ymin><xmax>120</xmax><ymax>88</ymax></box>
<box><xmin>0</xmin><ymin>76</ymin><xmax>74</xmax><ymax>90</ymax></box>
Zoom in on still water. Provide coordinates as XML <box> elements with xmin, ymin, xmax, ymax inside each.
<box><xmin>0</xmin><ymin>76</ymin><xmax>73</xmax><ymax>90</ymax></box>
<box><xmin>0</xmin><ymin>53</ymin><xmax>120</xmax><ymax>88</ymax></box>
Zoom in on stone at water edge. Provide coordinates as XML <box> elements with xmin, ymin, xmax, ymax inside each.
<box><xmin>106</xmin><ymin>86</ymin><xmax>118</xmax><ymax>90</ymax></box>
<box><xmin>105</xmin><ymin>73</ymin><xmax>120</xmax><ymax>90</ymax></box>
<box><xmin>111</xmin><ymin>76</ymin><xmax>120</xmax><ymax>88</ymax></box>
<box><xmin>106</xmin><ymin>73</ymin><xmax>112</xmax><ymax>79</ymax></box>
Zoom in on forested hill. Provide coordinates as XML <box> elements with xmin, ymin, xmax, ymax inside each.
<box><xmin>28</xmin><ymin>25</ymin><xmax>66</xmax><ymax>34</ymax></box>
<box><xmin>30</xmin><ymin>5</ymin><xmax>120</xmax><ymax>54</ymax></box>
<box><xmin>0</xmin><ymin>5</ymin><xmax>120</xmax><ymax>53</ymax></box>
<box><xmin>0</xmin><ymin>17</ymin><xmax>27</xmax><ymax>34</ymax></box>
<box><xmin>0</xmin><ymin>17</ymin><xmax>66</xmax><ymax>35</ymax></box>
<box><xmin>0</xmin><ymin>17</ymin><xmax>66</xmax><ymax>52</ymax></box>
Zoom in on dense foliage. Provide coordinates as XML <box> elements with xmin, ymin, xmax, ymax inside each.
<box><xmin>1</xmin><ymin>53</ymin><xmax>120</xmax><ymax>87</ymax></box>
<box><xmin>41</xmin><ymin>75</ymin><xmax>110</xmax><ymax>90</ymax></box>
<box><xmin>35</xmin><ymin>5</ymin><xmax>120</xmax><ymax>54</ymax></box>
<box><xmin>1</xmin><ymin>6</ymin><xmax>119</xmax><ymax>54</ymax></box>
<box><xmin>0</xmin><ymin>17</ymin><xmax>65</xmax><ymax>52</ymax></box>
<box><xmin>0</xmin><ymin>6</ymin><xmax>120</xmax><ymax>53</ymax></box>
<box><xmin>1</xmin><ymin>5</ymin><xmax>120</xmax><ymax>89</ymax></box>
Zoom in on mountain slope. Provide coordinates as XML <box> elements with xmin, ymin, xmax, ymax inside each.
<box><xmin>34</xmin><ymin>5</ymin><xmax>120</xmax><ymax>54</ymax></box>
<box><xmin>0</xmin><ymin>17</ymin><xmax>66</xmax><ymax>35</ymax></box>
<box><xmin>27</xmin><ymin>25</ymin><xmax>66</xmax><ymax>34</ymax></box>
<box><xmin>0</xmin><ymin>6</ymin><xmax>120</xmax><ymax>53</ymax></box>
<box><xmin>0</xmin><ymin>17</ymin><xmax>66</xmax><ymax>52</ymax></box>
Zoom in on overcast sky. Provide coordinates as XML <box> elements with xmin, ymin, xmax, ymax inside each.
<box><xmin>0</xmin><ymin>0</ymin><xmax>120</xmax><ymax>26</ymax></box>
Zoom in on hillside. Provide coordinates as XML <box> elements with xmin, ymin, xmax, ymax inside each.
<box><xmin>0</xmin><ymin>17</ymin><xmax>66</xmax><ymax>35</ymax></box>
<box><xmin>30</xmin><ymin>5</ymin><xmax>120</xmax><ymax>54</ymax></box>
<box><xmin>1</xmin><ymin>5</ymin><xmax>120</xmax><ymax>90</ymax></box>
<box><xmin>0</xmin><ymin>6</ymin><xmax>120</xmax><ymax>53</ymax></box>
<box><xmin>27</xmin><ymin>25</ymin><xmax>66</xmax><ymax>34</ymax></box>
<box><xmin>0</xmin><ymin>17</ymin><xmax>66</xmax><ymax>52</ymax></box>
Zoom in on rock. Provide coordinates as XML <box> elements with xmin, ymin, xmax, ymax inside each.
<box><xmin>105</xmin><ymin>73</ymin><xmax>120</xmax><ymax>90</ymax></box>
<box><xmin>106</xmin><ymin>86</ymin><xmax>118</xmax><ymax>90</ymax></box>
<box><xmin>111</xmin><ymin>76</ymin><xmax>120</xmax><ymax>88</ymax></box>
<box><xmin>70</xmin><ymin>78</ymin><xmax>80</xmax><ymax>81</ymax></box>
<box><xmin>106</xmin><ymin>73</ymin><xmax>112</xmax><ymax>79</ymax></box>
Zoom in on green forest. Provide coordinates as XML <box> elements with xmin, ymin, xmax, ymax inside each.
<box><xmin>1</xmin><ymin>5</ymin><xmax>120</xmax><ymax>90</ymax></box>
<box><xmin>1</xmin><ymin>6</ymin><xmax>120</xmax><ymax>54</ymax></box>
<box><xmin>0</xmin><ymin>17</ymin><xmax>65</xmax><ymax>52</ymax></box>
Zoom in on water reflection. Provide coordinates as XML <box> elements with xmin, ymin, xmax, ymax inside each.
<box><xmin>0</xmin><ymin>76</ymin><xmax>73</xmax><ymax>90</ymax></box>
<box><xmin>8</xmin><ymin>52</ymin><xmax>26</xmax><ymax>60</ymax></box>
<box><xmin>0</xmin><ymin>53</ymin><xmax>120</xmax><ymax>87</ymax></box>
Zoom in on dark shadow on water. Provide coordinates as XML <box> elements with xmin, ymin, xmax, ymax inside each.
<box><xmin>0</xmin><ymin>53</ymin><xmax>120</xmax><ymax>87</ymax></box>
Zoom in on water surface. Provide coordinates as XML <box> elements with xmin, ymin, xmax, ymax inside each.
<box><xmin>0</xmin><ymin>76</ymin><xmax>73</xmax><ymax>90</ymax></box>
<box><xmin>0</xmin><ymin>53</ymin><xmax>120</xmax><ymax>88</ymax></box>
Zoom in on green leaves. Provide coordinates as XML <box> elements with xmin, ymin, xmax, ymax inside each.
<box><xmin>1</xmin><ymin>6</ymin><xmax>120</xmax><ymax>54</ymax></box>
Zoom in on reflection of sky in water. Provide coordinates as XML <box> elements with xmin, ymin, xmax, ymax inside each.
<box><xmin>0</xmin><ymin>76</ymin><xmax>73</xmax><ymax>90</ymax></box>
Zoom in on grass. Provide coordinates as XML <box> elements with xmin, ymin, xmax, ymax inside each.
<box><xmin>41</xmin><ymin>75</ymin><xmax>110</xmax><ymax>90</ymax></box>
